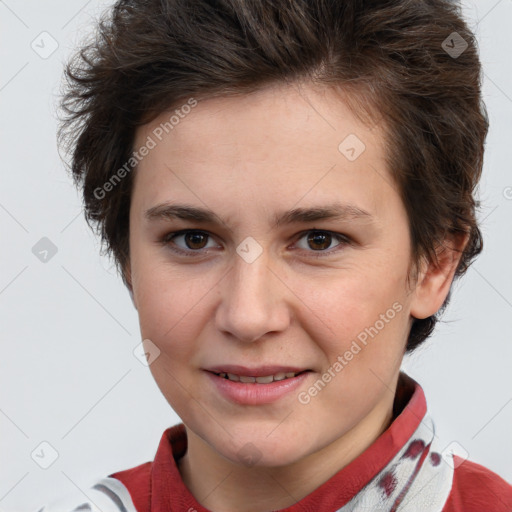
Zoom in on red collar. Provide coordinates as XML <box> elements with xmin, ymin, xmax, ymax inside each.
<box><xmin>147</xmin><ymin>371</ymin><xmax>426</xmax><ymax>511</ymax></box>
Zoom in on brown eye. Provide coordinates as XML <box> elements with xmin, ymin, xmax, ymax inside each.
<box><xmin>306</xmin><ymin>231</ymin><xmax>332</xmax><ymax>251</ymax></box>
<box><xmin>183</xmin><ymin>232</ymin><xmax>209</xmax><ymax>250</ymax></box>
<box><xmin>163</xmin><ymin>230</ymin><xmax>217</xmax><ymax>255</ymax></box>
<box><xmin>294</xmin><ymin>230</ymin><xmax>350</xmax><ymax>257</ymax></box>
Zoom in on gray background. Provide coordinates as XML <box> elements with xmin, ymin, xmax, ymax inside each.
<box><xmin>1</xmin><ymin>0</ymin><xmax>511</xmax><ymax>510</ymax></box>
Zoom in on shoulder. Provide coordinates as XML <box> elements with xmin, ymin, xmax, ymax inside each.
<box><xmin>442</xmin><ymin>457</ymin><xmax>512</xmax><ymax>512</ymax></box>
<box><xmin>33</xmin><ymin>475</ymin><xmax>142</xmax><ymax>512</ymax></box>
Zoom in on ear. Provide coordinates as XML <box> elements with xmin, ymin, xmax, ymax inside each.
<box><xmin>410</xmin><ymin>232</ymin><xmax>469</xmax><ymax>319</ymax></box>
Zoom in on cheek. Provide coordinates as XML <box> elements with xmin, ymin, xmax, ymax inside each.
<box><xmin>301</xmin><ymin>278</ymin><xmax>408</xmax><ymax>418</ymax></box>
<box><xmin>304</xmin><ymin>265</ymin><xmax>407</xmax><ymax>339</ymax></box>
<box><xmin>132</xmin><ymin>260</ymin><xmax>204</xmax><ymax>353</ymax></box>
<box><xmin>294</xmin><ymin>263</ymin><xmax>410</xmax><ymax>393</ymax></box>
<box><xmin>134</xmin><ymin>266</ymin><xmax>205</xmax><ymax>415</ymax></box>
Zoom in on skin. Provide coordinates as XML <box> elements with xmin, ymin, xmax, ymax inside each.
<box><xmin>125</xmin><ymin>81</ymin><xmax>465</xmax><ymax>512</ymax></box>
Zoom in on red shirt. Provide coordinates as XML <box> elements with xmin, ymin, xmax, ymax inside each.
<box><xmin>40</xmin><ymin>373</ymin><xmax>512</xmax><ymax>511</ymax></box>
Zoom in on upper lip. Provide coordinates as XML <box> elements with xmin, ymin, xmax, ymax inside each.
<box><xmin>204</xmin><ymin>365</ymin><xmax>310</xmax><ymax>377</ymax></box>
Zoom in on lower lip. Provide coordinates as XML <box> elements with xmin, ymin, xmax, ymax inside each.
<box><xmin>205</xmin><ymin>371</ymin><xmax>311</xmax><ymax>405</ymax></box>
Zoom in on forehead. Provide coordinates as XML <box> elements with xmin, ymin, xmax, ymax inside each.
<box><xmin>135</xmin><ymin>82</ymin><xmax>383</xmax><ymax>157</ymax></box>
<box><xmin>131</xmin><ymin>82</ymin><xmax>398</xmax><ymax>224</ymax></box>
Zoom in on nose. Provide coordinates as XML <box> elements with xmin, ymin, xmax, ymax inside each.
<box><xmin>214</xmin><ymin>248</ymin><xmax>290</xmax><ymax>343</ymax></box>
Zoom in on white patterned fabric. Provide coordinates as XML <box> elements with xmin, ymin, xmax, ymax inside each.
<box><xmin>336</xmin><ymin>414</ymin><xmax>454</xmax><ymax>511</ymax></box>
<box><xmin>35</xmin><ymin>477</ymin><xmax>137</xmax><ymax>512</ymax></box>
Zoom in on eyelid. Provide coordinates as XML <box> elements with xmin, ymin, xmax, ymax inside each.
<box><xmin>161</xmin><ymin>229</ymin><xmax>351</xmax><ymax>258</ymax></box>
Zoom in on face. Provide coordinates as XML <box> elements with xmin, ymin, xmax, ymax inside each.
<box><xmin>127</xmin><ymin>82</ymin><xmax>420</xmax><ymax>468</ymax></box>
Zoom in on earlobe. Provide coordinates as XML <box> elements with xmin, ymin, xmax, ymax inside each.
<box><xmin>410</xmin><ymin>233</ymin><xmax>468</xmax><ymax>320</ymax></box>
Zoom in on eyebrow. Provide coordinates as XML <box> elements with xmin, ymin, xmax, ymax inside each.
<box><xmin>144</xmin><ymin>202</ymin><xmax>373</xmax><ymax>229</ymax></box>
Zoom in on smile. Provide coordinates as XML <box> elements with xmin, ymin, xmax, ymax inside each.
<box><xmin>213</xmin><ymin>371</ymin><xmax>306</xmax><ymax>384</ymax></box>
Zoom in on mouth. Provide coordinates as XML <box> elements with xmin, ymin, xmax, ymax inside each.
<box><xmin>210</xmin><ymin>369</ymin><xmax>310</xmax><ymax>384</ymax></box>
<box><xmin>204</xmin><ymin>366</ymin><xmax>312</xmax><ymax>405</ymax></box>
<box><xmin>205</xmin><ymin>365</ymin><xmax>311</xmax><ymax>381</ymax></box>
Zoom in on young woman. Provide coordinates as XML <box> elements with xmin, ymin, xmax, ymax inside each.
<box><xmin>40</xmin><ymin>0</ymin><xmax>512</xmax><ymax>510</ymax></box>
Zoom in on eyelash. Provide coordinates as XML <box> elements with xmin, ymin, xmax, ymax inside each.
<box><xmin>160</xmin><ymin>229</ymin><xmax>352</xmax><ymax>258</ymax></box>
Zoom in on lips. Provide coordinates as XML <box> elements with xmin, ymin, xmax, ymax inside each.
<box><xmin>205</xmin><ymin>366</ymin><xmax>312</xmax><ymax>405</ymax></box>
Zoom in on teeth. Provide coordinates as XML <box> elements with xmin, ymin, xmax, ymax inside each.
<box><xmin>255</xmin><ymin>375</ymin><xmax>274</xmax><ymax>384</ymax></box>
<box><xmin>216</xmin><ymin>371</ymin><xmax>301</xmax><ymax>383</ymax></box>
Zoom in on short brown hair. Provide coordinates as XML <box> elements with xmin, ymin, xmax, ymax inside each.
<box><xmin>59</xmin><ymin>0</ymin><xmax>488</xmax><ymax>352</ymax></box>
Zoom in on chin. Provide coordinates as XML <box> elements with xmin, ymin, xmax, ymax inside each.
<box><xmin>216</xmin><ymin>431</ymin><xmax>312</xmax><ymax>469</ymax></box>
